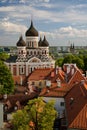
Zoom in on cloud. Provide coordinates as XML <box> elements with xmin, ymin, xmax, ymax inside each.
<box><xmin>58</xmin><ymin>26</ymin><xmax>87</xmax><ymax>37</ymax></box>
<box><xmin>40</xmin><ymin>26</ymin><xmax>87</xmax><ymax>40</ymax></box>
<box><xmin>0</xmin><ymin>21</ymin><xmax>27</xmax><ymax>33</ymax></box>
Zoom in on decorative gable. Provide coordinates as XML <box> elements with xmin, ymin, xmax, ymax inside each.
<box><xmin>28</xmin><ymin>57</ymin><xmax>41</xmax><ymax>63</ymax></box>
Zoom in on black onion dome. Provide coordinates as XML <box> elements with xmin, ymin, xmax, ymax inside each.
<box><xmin>38</xmin><ymin>37</ymin><xmax>42</xmax><ymax>46</ymax></box>
<box><xmin>17</xmin><ymin>36</ymin><xmax>26</xmax><ymax>46</ymax></box>
<box><xmin>25</xmin><ymin>21</ymin><xmax>38</xmax><ymax>37</ymax></box>
<box><xmin>41</xmin><ymin>36</ymin><xmax>49</xmax><ymax>47</ymax></box>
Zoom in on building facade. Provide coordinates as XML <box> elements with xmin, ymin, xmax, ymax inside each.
<box><xmin>5</xmin><ymin>21</ymin><xmax>55</xmax><ymax>79</ymax></box>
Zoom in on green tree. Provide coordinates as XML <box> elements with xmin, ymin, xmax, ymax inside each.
<box><xmin>72</xmin><ymin>56</ymin><xmax>84</xmax><ymax>69</ymax></box>
<box><xmin>55</xmin><ymin>58</ymin><xmax>64</xmax><ymax>67</ymax></box>
<box><xmin>0</xmin><ymin>52</ymin><xmax>9</xmax><ymax>61</ymax></box>
<box><xmin>12</xmin><ymin>110</ymin><xmax>29</xmax><ymax>130</ymax></box>
<box><xmin>62</xmin><ymin>54</ymin><xmax>75</xmax><ymax>65</ymax></box>
<box><xmin>83</xmin><ymin>55</ymin><xmax>87</xmax><ymax>71</ymax></box>
<box><xmin>0</xmin><ymin>61</ymin><xmax>14</xmax><ymax>94</ymax></box>
<box><xmin>12</xmin><ymin>98</ymin><xmax>57</xmax><ymax>130</ymax></box>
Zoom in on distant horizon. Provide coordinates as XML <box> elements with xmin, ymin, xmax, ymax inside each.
<box><xmin>0</xmin><ymin>0</ymin><xmax>87</xmax><ymax>46</ymax></box>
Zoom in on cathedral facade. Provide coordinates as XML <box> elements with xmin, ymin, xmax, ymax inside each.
<box><xmin>5</xmin><ymin>21</ymin><xmax>55</xmax><ymax>79</ymax></box>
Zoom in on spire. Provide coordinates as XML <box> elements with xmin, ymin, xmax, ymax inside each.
<box><xmin>38</xmin><ymin>36</ymin><xmax>42</xmax><ymax>46</ymax></box>
<box><xmin>30</xmin><ymin>20</ymin><xmax>33</xmax><ymax>28</ymax></box>
<box><xmin>16</xmin><ymin>35</ymin><xmax>26</xmax><ymax>47</ymax></box>
<box><xmin>41</xmin><ymin>35</ymin><xmax>49</xmax><ymax>47</ymax></box>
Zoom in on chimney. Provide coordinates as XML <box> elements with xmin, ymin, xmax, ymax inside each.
<box><xmin>28</xmin><ymin>82</ymin><xmax>34</xmax><ymax>93</ymax></box>
<box><xmin>56</xmin><ymin>78</ymin><xmax>61</xmax><ymax>87</ymax></box>
<box><xmin>56</xmin><ymin>66</ymin><xmax>58</xmax><ymax>74</ymax></box>
<box><xmin>20</xmin><ymin>76</ymin><xmax>22</xmax><ymax>85</ymax></box>
<box><xmin>85</xmin><ymin>71</ymin><xmax>87</xmax><ymax>77</ymax></box>
<box><xmin>67</xmin><ymin>65</ymin><xmax>70</xmax><ymax>74</ymax></box>
<box><xmin>46</xmin><ymin>80</ymin><xmax>51</xmax><ymax>87</ymax></box>
<box><xmin>3</xmin><ymin>94</ymin><xmax>7</xmax><ymax>99</ymax></box>
<box><xmin>81</xmin><ymin>80</ymin><xmax>85</xmax><ymax>85</ymax></box>
<box><xmin>71</xmin><ymin>68</ymin><xmax>74</xmax><ymax>75</ymax></box>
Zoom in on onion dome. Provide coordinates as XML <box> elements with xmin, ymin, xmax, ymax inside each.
<box><xmin>41</xmin><ymin>36</ymin><xmax>49</xmax><ymax>47</ymax></box>
<box><xmin>38</xmin><ymin>37</ymin><xmax>42</xmax><ymax>46</ymax></box>
<box><xmin>25</xmin><ymin>20</ymin><xmax>38</xmax><ymax>37</ymax></box>
<box><xmin>16</xmin><ymin>36</ymin><xmax>26</xmax><ymax>46</ymax></box>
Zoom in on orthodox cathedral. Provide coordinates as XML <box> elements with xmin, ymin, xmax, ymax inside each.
<box><xmin>5</xmin><ymin>21</ymin><xmax>55</xmax><ymax>82</ymax></box>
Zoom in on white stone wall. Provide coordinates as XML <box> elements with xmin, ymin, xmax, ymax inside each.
<box><xmin>0</xmin><ymin>103</ymin><xmax>3</xmax><ymax>128</ymax></box>
<box><xmin>43</xmin><ymin>97</ymin><xmax>65</xmax><ymax>118</ymax></box>
<box><xmin>26</xmin><ymin>36</ymin><xmax>38</xmax><ymax>48</ymax></box>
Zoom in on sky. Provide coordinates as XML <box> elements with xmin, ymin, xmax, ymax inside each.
<box><xmin>0</xmin><ymin>0</ymin><xmax>87</xmax><ymax>46</ymax></box>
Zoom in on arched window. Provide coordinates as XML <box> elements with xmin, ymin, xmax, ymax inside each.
<box><xmin>31</xmin><ymin>51</ymin><xmax>32</xmax><ymax>55</ymax></box>
<box><xmin>21</xmin><ymin>50</ymin><xmax>23</xmax><ymax>54</ymax></box>
<box><xmin>27</xmin><ymin>51</ymin><xmax>29</xmax><ymax>55</ymax></box>
<box><xmin>34</xmin><ymin>51</ymin><xmax>36</xmax><ymax>55</ymax></box>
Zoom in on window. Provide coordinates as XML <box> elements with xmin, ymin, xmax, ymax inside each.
<box><xmin>60</xmin><ymin>102</ymin><xmax>65</xmax><ymax>106</ymax></box>
<box><xmin>20</xmin><ymin>66</ymin><xmax>24</xmax><ymax>74</ymax></box>
<box><xmin>32</xmin><ymin>82</ymin><xmax>35</xmax><ymax>85</ymax></box>
<box><xmin>39</xmin><ymin>82</ymin><xmax>42</xmax><ymax>86</ymax></box>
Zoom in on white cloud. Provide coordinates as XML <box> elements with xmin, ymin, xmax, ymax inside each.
<box><xmin>58</xmin><ymin>26</ymin><xmax>87</xmax><ymax>37</ymax></box>
<box><xmin>0</xmin><ymin>6</ymin><xmax>15</xmax><ymax>12</ymax></box>
<box><xmin>1</xmin><ymin>21</ymin><xmax>27</xmax><ymax>33</ymax></box>
<box><xmin>40</xmin><ymin>26</ymin><xmax>87</xmax><ymax>40</ymax></box>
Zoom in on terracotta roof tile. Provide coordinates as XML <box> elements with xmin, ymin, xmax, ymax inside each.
<box><xmin>65</xmin><ymin>82</ymin><xmax>87</xmax><ymax>129</ymax></box>
<box><xmin>68</xmin><ymin>69</ymin><xmax>86</xmax><ymax>87</ymax></box>
<box><xmin>28</xmin><ymin>68</ymin><xmax>54</xmax><ymax>81</ymax></box>
<box><xmin>69</xmin><ymin>104</ymin><xmax>87</xmax><ymax>129</ymax></box>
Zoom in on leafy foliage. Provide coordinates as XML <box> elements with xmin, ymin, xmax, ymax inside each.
<box><xmin>0</xmin><ymin>52</ymin><xmax>9</xmax><ymax>61</ymax></box>
<box><xmin>12</xmin><ymin>97</ymin><xmax>57</xmax><ymax>130</ymax></box>
<box><xmin>0</xmin><ymin>61</ymin><xmax>14</xmax><ymax>94</ymax></box>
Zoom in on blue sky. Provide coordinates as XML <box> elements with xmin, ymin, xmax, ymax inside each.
<box><xmin>0</xmin><ymin>0</ymin><xmax>87</xmax><ymax>46</ymax></box>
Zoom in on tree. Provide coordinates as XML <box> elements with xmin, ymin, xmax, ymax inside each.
<box><xmin>0</xmin><ymin>61</ymin><xmax>14</xmax><ymax>94</ymax></box>
<box><xmin>12</xmin><ymin>110</ymin><xmax>29</xmax><ymax>130</ymax></box>
<box><xmin>55</xmin><ymin>58</ymin><xmax>64</xmax><ymax>67</ymax></box>
<box><xmin>62</xmin><ymin>54</ymin><xmax>75</xmax><ymax>65</ymax></box>
<box><xmin>12</xmin><ymin>97</ymin><xmax>57</xmax><ymax>130</ymax></box>
<box><xmin>83</xmin><ymin>55</ymin><xmax>87</xmax><ymax>71</ymax></box>
<box><xmin>72</xmin><ymin>56</ymin><xmax>84</xmax><ymax>69</ymax></box>
<box><xmin>0</xmin><ymin>52</ymin><xmax>9</xmax><ymax>61</ymax></box>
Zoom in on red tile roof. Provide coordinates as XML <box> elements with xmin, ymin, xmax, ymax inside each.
<box><xmin>65</xmin><ymin>81</ymin><xmax>87</xmax><ymax>129</ymax></box>
<box><xmin>28</xmin><ymin>68</ymin><xmax>54</xmax><ymax>81</ymax></box>
<box><xmin>69</xmin><ymin>104</ymin><xmax>87</xmax><ymax>129</ymax></box>
<box><xmin>68</xmin><ymin>69</ymin><xmax>86</xmax><ymax>87</ymax></box>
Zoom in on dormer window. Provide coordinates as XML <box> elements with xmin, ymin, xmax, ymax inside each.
<box><xmin>70</xmin><ymin>97</ymin><xmax>74</xmax><ymax>105</ymax></box>
<box><xmin>14</xmin><ymin>105</ymin><xmax>18</xmax><ymax>111</ymax></box>
<box><xmin>4</xmin><ymin>105</ymin><xmax>8</xmax><ymax>111</ymax></box>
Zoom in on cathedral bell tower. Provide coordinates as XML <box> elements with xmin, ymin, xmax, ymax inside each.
<box><xmin>25</xmin><ymin>20</ymin><xmax>39</xmax><ymax>48</ymax></box>
<box><xmin>16</xmin><ymin>35</ymin><xmax>26</xmax><ymax>59</ymax></box>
